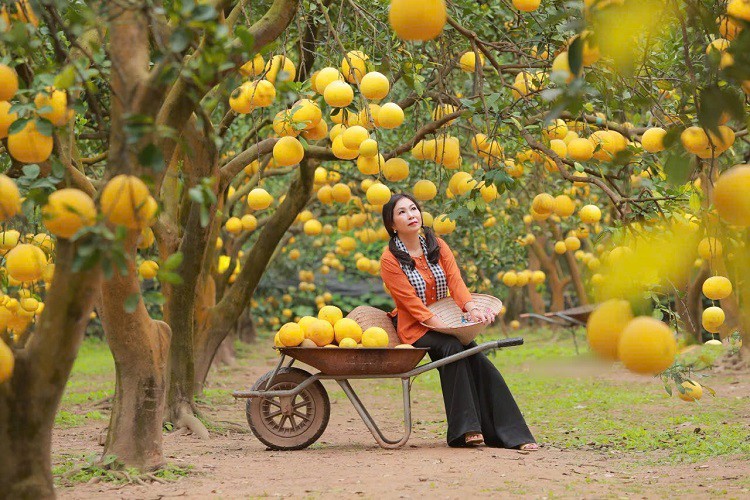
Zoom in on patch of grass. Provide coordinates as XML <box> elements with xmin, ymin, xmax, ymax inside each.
<box><xmin>54</xmin><ymin>453</ymin><xmax>193</xmax><ymax>486</ymax></box>
<box><xmin>55</xmin><ymin>409</ymin><xmax>109</xmax><ymax>428</ymax></box>
<box><xmin>405</xmin><ymin>329</ymin><xmax>750</xmax><ymax>463</ymax></box>
<box><xmin>195</xmin><ymin>388</ymin><xmax>233</xmax><ymax>406</ymax></box>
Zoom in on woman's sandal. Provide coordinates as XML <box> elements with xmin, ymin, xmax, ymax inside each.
<box><xmin>517</xmin><ymin>443</ymin><xmax>540</xmax><ymax>451</ymax></box>
<box><xmin>464</xmin><ymin>432</ymin><xmax>484</xmax><ymax>446</ymax></box>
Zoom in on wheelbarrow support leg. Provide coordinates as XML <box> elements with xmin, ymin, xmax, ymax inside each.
<box><xmin>336</xmin><ymin>379</ymin><xmax>412</xmax><ymax>449</ymax></box>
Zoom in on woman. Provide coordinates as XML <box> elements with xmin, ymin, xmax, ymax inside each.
<box><xmin>380</xmin><ymin>193</ymin><xmax>538</xmax><ymax>450</ymax></box>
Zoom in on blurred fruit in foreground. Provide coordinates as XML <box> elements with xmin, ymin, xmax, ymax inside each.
<box><xmin>586</xmin><ymin>299</ymin><xmax>633</xmax><ymax>360</ymax></box>
<box><xmin>617</xmin><ymin>317</ymin><xmax>676</xmax><ymax>375</ymax></box>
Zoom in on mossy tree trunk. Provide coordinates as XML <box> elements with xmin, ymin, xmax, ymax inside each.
<box><xmin>0</xmin><ymin>240</ymin><xmax>101</xmax><ymax>498</ymax></box>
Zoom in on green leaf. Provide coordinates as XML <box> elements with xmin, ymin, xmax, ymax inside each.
<box><xmin>163</xmin><ymin>252</ymin><xmax>184</xmax><ymax>271</ymax></box>
<box><xmin>568</xmin><ymin>35</ymin><xmax>583</xmax><ymax>78</ymax></box>
<box><xmin>35</xmin><ymin>118</ymin><xmax>54</xmax><ymax>137</ymax></box>
<box><xmin>8</xmin><ymin>117</ymin><xmax>30</xmax><ymax>135</ymax></box>
<box><xmin>137</xmin><ymin>144</ymin><xmax>165</xmax><ymax>172</ymax></box>
<box><xmin>169</xmin><ymin>27</ymin><xmax>192</xmax><ymax>53</ymax></box>
<box><xmin>124</xmin><ymin>293</ymin><xmax>140</xmax><ymax>314</ymax></box>
<box><xmin>54</xmin><ymin>65</ymin><xmax>77</xmax><ymax>90</ymax></box>
<box><xmin>22</xmin><ymin>164</ymin><xmax>40</xmax><ymax>179</ymax></box>
<box><xmin>143</xmin><ymin>291</ymin><xmax>167</xmax><ymax>305</ymax></box>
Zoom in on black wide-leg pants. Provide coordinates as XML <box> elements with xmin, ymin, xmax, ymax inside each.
<box><xmin>412</xmin><ymin>331</ymin><xmax>536</xmax><ymax>448</ymax></box>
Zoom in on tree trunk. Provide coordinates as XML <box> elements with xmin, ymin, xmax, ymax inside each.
<box><xmin>194</xmin><ymin>159</ymin><xmax>317</xmax><ymax>390</ymax></box>
<box><xmin>675</xmin><ymin>266</ymin><xmax>708</xmax><ymax>343</ymax></box>
<box><xmin>213</xmin><ymin>334</ymin><xmax>236</xmax><ymax>367</ymax></box>
<box><xmin>237</xmin><ymin>308</ymin><xmax>258</xmax><ymax>343</ymax></box>
<box><xmin>100</xmin><ymin>234</ymin><xmax>172</xmax><ymax>468</ymax></box>
<box><xmin>0</xmin><ymin>240</ymin><xmax>101</xmax><ymax>498</ymax></box>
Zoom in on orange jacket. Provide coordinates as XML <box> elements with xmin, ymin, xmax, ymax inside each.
<box><xmin>380</xmin><ymin>237</ymin><xmax>473</xmax><ymax>344</ymax></box>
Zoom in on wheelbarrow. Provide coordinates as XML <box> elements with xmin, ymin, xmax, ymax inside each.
<box><xmin>232</xmin><ymin>337</ymin><xmax>524</xmax><ymax>450</ymax></box>
<box><xmin>519</xmin><ymin>304</ymin><xmax>596</xmax><ymax>354</ymax></box>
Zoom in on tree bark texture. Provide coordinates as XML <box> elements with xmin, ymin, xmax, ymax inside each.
<box><xmin>100</xmin><ymin>233</ymin><xmax>172</xmax><ymax>469</ymax></box>
<box><xmin>0</xmin><ymin>240</ymin><xmax>100</xmax><ymax>499</ymax></box>
<box><xmin>194</xmin><ymin>159</ymin><xmax>317</xmax><ymax>389</ymax></box>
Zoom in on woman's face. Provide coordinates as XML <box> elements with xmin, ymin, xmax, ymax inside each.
<box><xmin>391</xmin><ymin>197</ymin><xmax>422</xmax><ymax>235</ymax></box>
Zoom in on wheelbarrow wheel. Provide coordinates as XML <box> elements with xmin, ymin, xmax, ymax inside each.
<box><xmin>246</xmin><ymin>367</ymin><xmax>330</xmax><ymax>451</ymax></box>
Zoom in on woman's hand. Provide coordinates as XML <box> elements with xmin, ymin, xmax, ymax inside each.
<box><xmin>466</xmin><ymin>303</ymin><xmax>496</xmax><ymax>325</ymax></box>
<box><xmin>423</xmin><ymin>315</ymin><xmax>450</xmax><ymax>330</ymax></box>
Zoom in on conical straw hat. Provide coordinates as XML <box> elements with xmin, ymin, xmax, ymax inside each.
<box><xmin>346</xmin><ymin>306</ymin><xmax>400</xmax><ymax>347</ymax></box>
<box><xmin>422</xmin><ymin>293</ymin><xmax>503</xmax><ymax>345</ymax></box>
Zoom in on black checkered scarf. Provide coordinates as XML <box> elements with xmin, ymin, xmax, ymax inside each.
<box><xmin>394</xmin><ymin>235</ymin><xmax>448</xmax><ymax>305</ymax></box>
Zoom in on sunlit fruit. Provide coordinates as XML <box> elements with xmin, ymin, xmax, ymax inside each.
<box><xmin>100</xmin><ymin>175</ymin><xmax>157</xmax><ymax>230</ymax></box>
<box><xmin>389</xmin><ymin>0</ymin><xmax>447</xmax><ymax>41</ymax></box>
<box><xmin>42</xmin><ymin>188</ymin><xmax>97</xmax><ymax>239</ymax></box>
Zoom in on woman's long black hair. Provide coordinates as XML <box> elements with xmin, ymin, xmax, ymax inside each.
<box><xmin>382</xmin><ymin>193</ymin><xmax>441</xmax><ymax>270</ymax></box>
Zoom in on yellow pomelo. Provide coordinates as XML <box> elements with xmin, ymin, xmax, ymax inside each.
<box><xmin>678</xmin><ymin>380</ymin><xmax>703</xmax><ymax>402</ymax></box>
<box><xmin>241</xmin><ymin>214</ymin><xmax>258</xmax><ymax>231</ymax></box>
<box><xmin>641</xmin><ymin>127</ymin><xmax>667</xmax><ymax>153</ymax></box>
<box><xmin>0</xmin><ymin>100</ymin><xmax>18</xmax><ymax>139</ymax></box>
<box><xmin>302</xmin><ymin>118</ymin><xmax>328</xmax><ymax>141</ymax></box>
<box><xmin>100</xmin><ymin>175</ymin><xmax>157</xmax><ymax>230</ymax></box>
<box><xmin>702</xmin><ymin>276</ymin><xmax>732</xmax><ymax>300</ymax></box>
<box><xmin>357</xmin><ymin>153</ymin><xmax>383</xmax><ymax>175</ymax></box>
<box><xmin>531</xmin><ymin>193</ymin><xmax>555</xmax><ymax>215</ymax></box>
<box><xmin>0</xmin><ymin>64</ymin><xmax>18</xmax><ymax>101</ymax></box>
<box><xmin>0</xmin><ymin>339</ymin><xmax>14</xmax><ymax>384</ymax></box>
<box><xmin>34</xmin><ymin>88</ymin><xmax>72</xmax><ymax>126</ymax></box>
<box><xmin>681</xmin><ymin>126</ymin><xmax>709</xmax><ymax>155</ymax></box>
<box><xmin>413</xmin><ymin>180</ymin><xmax>437</xmax><ymax>201</ymax></box>
<box><xmin>617</xmin><ymin>317</ymin><xmax>677</xmax><ymax>374</ymax></box>
<box><xmin>332</xmin><ymin>135</ymin><xmax>359</xmax><ymax>160</ymax></box>
<box><xmin>318</xmin><ymin>305</ymin><xmax>343</xmax><ymax>326</ymax></box>
<box><xmin>433</xmin><ymin>214</ymin><xmax>456</xmax><ymax>235</ymax></box>
<box><xmin>713</xmin><ymin>165</ymin><xmax>750</xmax><ymax>226</ymax></box>
<box><xmin>702</xmin><ymin>306</ymin><xmax>725</xmax><ymax>333</ymax></box>
<box><xmin>315</xmin><ymin>67</ymin><xmax>344</xmax><ymax>93</ymax></box>
<box><xmin>341</xmin><ymin>51</ymin><xmax>369</xmax><ymax>84</ymax></box>
<box><xmin>366</xmin><ymin>183</ymin><xmax>391</xmax><ymax>205</ymax></box>
<box><xmin>306</xmin><ymin>318</ymin><xmax>335</xmax><ymax>346</ymax></box>
<box><xmin>579</xmin><ymin>204</ymin><xmax>601</xmax><ymax>224</ymax></box>
<box><xmin>567</xmin><ymin>138</ymin><xmax>594</xmax><ymax>161</ymax></box>
<box><xmin>362</xmin><ymin>327</ymin><xmax>389</xmax><ymax>347</ymax></box>
<box><xmin>239</xmin><ymin>53</ymin><xmax>264</xmax><ymax>77</ymax></box>
<box><xmin>458</xmin><ymin>51</ymin><xmax>484</xmax><ymax>72</ymax></box>
<box><xmin>553</xmin><ymin>195</ymin><xmax>575</xmax><ymax>217</ymax></box>
<box><xmin>278</xmin><ymin>322</ymin><xmax>305</xmax><ymax>347</ymax></box>
<box><xmin>7</xmin><ymin>120</ymin><xmax>53</xmax><ymax>164</ymax></box>
<box><xmin>304</xmin><ymin>219</ymin><xmax>323</xmax><ymax>236</ymax></box>
<box><xmin>42</xmin><ymin>188</ymin><xmax>97</xmax><ymax>239</ymax></box>
<box><xmin>339</xmin><ymin>337</ymin><xmax>358</xmax><ymax>348</ymax></box>
<box><xmin>139</xmin><ymin>260</ymin><xmax>159</xmax><ymax>279</ymax></box>
<box><xmin>0</xmin><ymin>174</ymin><xmax>21</xmax><ymax>222</ymax></box>
<box><xmin>324</xmin><ymin>80</ymin><xmax>354</xmax><ymax>108</ymax></box>
<box><xmin>359</xmin><ymin>138</ymin><xmax>379</xmax><ymax>157</ymax></box>
<box><xmin>5</xmin><ymin>243</ymin><xmax>47</xmax><ymax>282</ymax></box>
<box><xmin>334</xmin><ymin>317</ymin><xmax>363</xmax><ymax>343</ymax></box>
<box><xmin>512</xmin><ymin>0</ymin><xmax>541</xmax><ymax>11</ymax></box>
<box><xmin>342</xmin><ymin>125</ymin><xmax>369</xmax><ymax>150</ymax></box>
<box><xmin>273</xmin><ymin>136</ymin><xmax>305</xmax><ymax>167</ymax></box>
<box><xmin>225</xmin><ymin>216</ymin><xmax>242</xmax><ymax>234</ymax></box>
<box><xmin>383</xmin><ymin>158</ymin><xmax>409</xmax><ymax>182</ymax></box>
<box><xmin>697</xmin><ymin>237</ymin><xmax>722</xmax><ymax>259</ymax></box>
<box><xmin>291</xmin><ymin>99</ymin><xmax>321</xmax><ymax>129</ymax></box>
<box><xmin>377</xmin><ymin>103</ymin><xmax>404</xmax><ymax>129</ymax></box>
<box><xmin>360</xmin><ymin>72</ymin><xmax>390</xmax><ymax>100</ymax></box>
<box><xmin>247</xmin><ymin>188</ymin><xmax>273</xmax><ymax>210</ymax></box>
<box><xmin>264</xmin><ymin>55</ymin><xmax>296</xmax><ymax>84</ymax></box>
<box><xmin>586</xmin><ymin>300</ymin><xmax>633</xmax><ymax>360</ymax></box>
<box><xmin>331</xmin><ymin>183</ymin><xmax>352</xmax><ymax>203</ymax></box>
<box><xmin>389</xmin><ymin>0</ymin><xmax>446</xmax><ymax>41</ymax></box>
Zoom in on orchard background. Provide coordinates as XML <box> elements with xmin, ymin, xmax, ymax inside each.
<box><xmin>0</xmin><ymin>0</ymin><xmax>749</xmax><ymax>498</ymax></box>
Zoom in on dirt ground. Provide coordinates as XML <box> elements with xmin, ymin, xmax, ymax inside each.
<box><xmin>54</xmin><ymin>353</ymin><xmax>750</xmax><ymax>499</ymax></box>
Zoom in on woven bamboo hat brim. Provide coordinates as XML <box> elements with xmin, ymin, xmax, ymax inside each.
<box><xmin>421</xmin><ymin>293</ymin><xmax>503</xmax><ymax>345</ymax></box>
<box><xmin>346</xmin><ymin>306</ymin><xmax>401</xmax><ymax>347</ymax></box>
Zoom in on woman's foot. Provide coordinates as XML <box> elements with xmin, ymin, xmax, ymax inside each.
<box><xmin>464</xmin><ymin>432</ymin><xmax>484</xmax><ymax>446</ymax></box>
<box><xmin>517</xmin><ymin>443</ymin><xmax>539</xmax><ymax>451</ymax></box>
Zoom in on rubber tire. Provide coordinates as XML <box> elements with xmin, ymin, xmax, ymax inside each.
<box><xmin>246</xmin><ymin>367</ymin><xmax>330</xmax><ymax>451</ymax></box>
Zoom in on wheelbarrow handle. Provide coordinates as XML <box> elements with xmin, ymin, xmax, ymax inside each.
<box><xmin>495</xmin><ymin>337</ymin><xmax>524</xmax><ymax>349</ymax></box>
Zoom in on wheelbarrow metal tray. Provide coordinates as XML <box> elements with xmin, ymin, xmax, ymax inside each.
<box><xmin>277</xmin><ymin>347</ymin><xmax>430</xmax><ymax>376</ymax></box>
